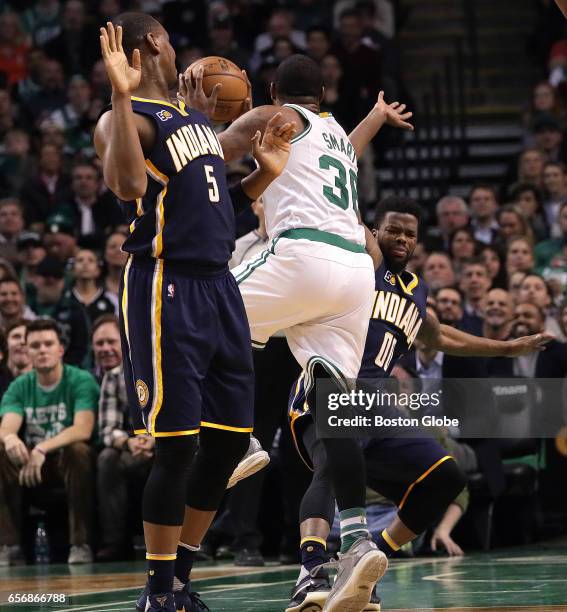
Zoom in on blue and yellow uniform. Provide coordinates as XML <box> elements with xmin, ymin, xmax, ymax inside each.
<box><xmin>118</xmin><ymin>97</ymin><xmax>254</xmax><ymax>437</ymax></box>
<box><xmin>289</xmin><ymin>260</ymin><xmax>454</xmax><ymax>498</ymax></box>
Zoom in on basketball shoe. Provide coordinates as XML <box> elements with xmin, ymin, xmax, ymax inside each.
<box><xmin>226</xmin><ymin>435</ymin><xmax>269</xmax><ymax>489</ymax></box>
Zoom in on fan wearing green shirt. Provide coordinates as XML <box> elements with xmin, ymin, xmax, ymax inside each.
<box><xmin>0</xmin><ymin>317</ymin><xmax>99</xmax><ymax>566</ymax></box>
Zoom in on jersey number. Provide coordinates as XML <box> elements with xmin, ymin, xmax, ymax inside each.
<box><xmin>375</xmin><ymin>331</ymin><xmax>397</xmax><ymax>371</ymax></box>
<box><xmin>318</xmin><ymin>154</ymin><xmax>358</xmax><ymax>212</ymax></box>
<box><xmin>204</xmin><ymin>165</ymin><xmax>219</xmax><ymax>203</ymax></box>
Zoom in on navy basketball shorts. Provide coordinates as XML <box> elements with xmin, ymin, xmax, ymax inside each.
<box><xmin>119</xmin><ymin>257</ymin><xmax>254</xmax><ymax>437</ymax></box>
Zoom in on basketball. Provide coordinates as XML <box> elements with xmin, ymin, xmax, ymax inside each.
<box><xmin>188</xmin><ymin>56</ymin><xmax>248</xmax><ymax>123</ymax></box>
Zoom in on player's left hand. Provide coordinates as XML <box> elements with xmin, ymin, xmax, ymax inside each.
<box><xmin>505</xmin><ymin>332</ymin><xmax>554</xmax><ymax>357</ymax></box>
<box><xmin>373</xmin><ymin>91</ymin><xmax>414</xmax><ymax>131</ymax></box>
<box><xmin>252</xmin><ymin>112</ymin><xmax>297</xmax><ymax>177</ymax></box>
<box><xmin>178</xmin><ymin>65</ymin><xmax>222</xmax><ymax>120</ymax></box>
<box><xmin>18</xmin><ymin>447</ymin><xmax>45</xmax><ymax>487</ymax></box>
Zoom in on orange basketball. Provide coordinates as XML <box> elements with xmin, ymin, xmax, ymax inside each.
<box><xmin>188</xmin><ymin>56</ymin><xmax>248</xmax><ymax>123</ymax></box>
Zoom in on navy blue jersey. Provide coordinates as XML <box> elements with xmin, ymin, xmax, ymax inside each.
<box><xmin>119</xmin><ymin>98</ymin><xmax>235</xmax><ymax>269</ymax></box>
<box><xmin>359</xmin><ymin>261</ymin><xmax>428</xmax><ymax>378</ymax></box>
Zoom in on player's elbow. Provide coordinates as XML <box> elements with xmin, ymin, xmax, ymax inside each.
<box><xmin>106</xmin><ymin>173</ymin><xmax>147</xmax><ymax>201</ymax></box>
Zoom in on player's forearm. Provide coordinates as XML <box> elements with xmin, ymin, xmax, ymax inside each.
<box><xmin>349</xmin><ymin>108</ymin><xmax>387</xmax><ymax>158</ymax></box>
<box><xmin>438</xmin><ymin>324</ymin><xmax>512</xmax><ymax>357</ymax></box>
<box><xmin>241</xmin><ymin>168</ymin><xmax>279</xmax><ymax>201</ymax></box>
<box><xmin>556</xmin><ymin>0</ymin><xmax>567</xmax><ymax>18</ymax></box>
<box><xmin>104</xmin><ymin>93</ymin><xmax>148</xmax><ymax>200</ymax></box>
<box><xmin>35</xmin><ymin>423</ymin><xmax>93</xmax><ymax>454</ymax></box>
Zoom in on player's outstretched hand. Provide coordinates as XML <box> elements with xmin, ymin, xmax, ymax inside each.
<box><xmin>374</xmin><ymin>91</ymin><xmax>414</xmax><ymax>131</ymax></box>
<box><xmin>99</xmin><ymin>22</ymin><xmax>141</xmax><ymax>95</ymax></box>
<box><xmin>178</xmin><ymin>66</ymin><xmax>222</xmax><ymax>120</ymax></box>
<box><xmin>505</xmin><ymin>332</ymin><xmax>554</xmax><ymax>357</ymax></box>
<box><xmin>252</xmin><ymin>113</ymin><xmax>297</xmax><ymax>177</ymax></box>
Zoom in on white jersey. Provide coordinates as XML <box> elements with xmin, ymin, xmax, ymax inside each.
<box><xmin>261</xmin><ymin>104</ymin><xmax>365</xmax><ymax>246</ymax></box>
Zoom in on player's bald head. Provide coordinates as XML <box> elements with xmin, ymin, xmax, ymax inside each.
<box><xmin>113</xmin><ymin>12</ymin><xmax>163</xmax><ymax>59</ymax></box>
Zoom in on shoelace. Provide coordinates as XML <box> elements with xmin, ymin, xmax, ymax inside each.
<box><xmin>309</xmin><ymin>557</ymin><xmax>338</xmax><ymax>578</ymax></box>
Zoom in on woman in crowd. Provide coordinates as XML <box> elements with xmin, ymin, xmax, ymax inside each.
<box><xmin>497</xmin><ymin>205</ymin><xmax>534</xmax><ymax>243</ymax></box>
<box><xmin>506</xmin><ymin>236</ymin><xmax>535</xmax><ymax>276</ymax></box>
<box><xmin>479</xmin><ymin>244</ymin><xmax>507</xmax><ymax>289</ymax></box>
<box><xmin>449</xmin><ymin>227</ymin><xmax>478</xmax><ymax>275</ymax></box>
<box><xmin>508</xmin><ymin>183</ymin><xmax>548</xmax><ymax>240</ymax></box>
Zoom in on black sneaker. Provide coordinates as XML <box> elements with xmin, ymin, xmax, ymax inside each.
<box><xmin>234</xmin><ymin>548</ymin><xmax>265</xmax><ymax>567</ymax></box>
<box><xmin>136</xmin><ymin>584</ymin><xmax>210</xmax><ymax>612</ymax></box>
<box><xmin>285</xmin><ymin>568</ymin><xmax>331</xmax><ymax>612</ymax></box>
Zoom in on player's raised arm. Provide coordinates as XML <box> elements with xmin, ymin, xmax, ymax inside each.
<box><xmin>349</xmin><ymin>91</ymin><xmax>414</xmax><ymax>159</ymax></box>
<box><xmin>419</xmin><ymin>309</ymin><xmax>553</xmax><ymax>357</ymax></box>
<box><xmin>94</xmin><ymin>23</ymin><xmax>150</xmax><ymax>200</ymax></box>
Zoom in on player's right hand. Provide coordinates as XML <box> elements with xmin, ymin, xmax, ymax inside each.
<box><xmin>100</xmin><ymin>22</ymin><xmax>141</xmax><ymax>95</ymax></box>
<box><xmin>3</xmin><ymin>433</ymin><xmax>29</xmax><ymax>467</ymax></box>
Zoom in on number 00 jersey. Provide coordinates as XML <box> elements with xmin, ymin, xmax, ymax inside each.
<box><xmin>359</xmin><ymin>261</ymin><xmax>429</xmax><ymax>379</ymax></box>
<box><xmin>119</xmin><ymin>98</ymin><xmax>235</xmax><ymax>269</ymax></box>
<box><xmin>261</xmin><ymin>104</ymin><xmax>365</xmax><ymax>246</ymax></box>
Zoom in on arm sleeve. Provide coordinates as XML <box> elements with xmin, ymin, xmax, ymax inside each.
<box><xmin>0</xmin><ymin>379</ymin><xmax>24</xmax><ymax>417</ymax></box>
<box><xmin>229</xmin><ymin>181</ymin><xmax>255</xmax><ymax>215</ymax></box>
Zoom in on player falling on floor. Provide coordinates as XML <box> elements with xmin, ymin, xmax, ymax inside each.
<box><xmin>178</xmin><ymin>54</ymin><xmax>413</xmax><ymax>612</ymax></box>
<box><xmin>94</xmin><ymin>14</ymin><xmax>296</xmax><ymax>612</ymax></box>
<box><xmin>285</xmin><ymin>195</ymin><xmax>553</xmax><ymax>612</ymax></box>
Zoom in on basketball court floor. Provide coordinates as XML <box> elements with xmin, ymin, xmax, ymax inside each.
<box><xmin>1</xmin><ymin>547</ymin><xmax>567</xmax><ymax>611</ymax></box>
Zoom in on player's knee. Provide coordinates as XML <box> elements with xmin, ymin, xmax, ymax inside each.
<box><xmin>199</xmin><ymin>429</ymin><xmax>249</xmax><ymax>470</ymax></box>
<box><xmin>440</xmin><ymin>457</ymin><xmax>467</xmax><ymax>500</ymax></box>
<box><xmin>154</xmin><ymin>435</ymin><xmax>198</xmax><ymax>472</ymax></box>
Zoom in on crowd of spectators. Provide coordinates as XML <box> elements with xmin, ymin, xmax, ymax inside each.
<box><xmin>0</xmin><ymin>0</ymin><xmax>565</xmax><ymax>567</ymax></box>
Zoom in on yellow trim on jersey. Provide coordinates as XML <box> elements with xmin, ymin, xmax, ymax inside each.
<box><xmin>319</xmin><ymin>112</ymin><xmax>332</xmax><ymax>118</ymax></box>
<box><xmin>146</xmin><ymin>553</ymin><xmax>177</xmax><ymax>561</ymax></box>
<box><xmin>134</xmin><ymin>428</ymin><xmax>148</xmax><ymax>435</ymax></box>
<box><xmin>300</xmin><ymin>536</ymin><xmax>327</xmax><ymax>548</ymax></box>
<box><xmin>200</xmin><ymin>421</ymin><xmax>254</xmax><ymax>433</ymax></box>
<box><xmin>153</xmin><ymin>429</ymin><xmax>200</xmax><ymax>437</ymax></box>
<box><xmin>397</xmin><ymin>272</ymin><xmax>419</xmax><ymax>296</ymax></box>
<box><xmin>147</xmin><ymin>259</ymin><xmax>164</xmax><ymax>435</ymax></box>
<box><xmin>135</xmin><ymin>197</ymin><xmax>144</xmax><ymax>216</ymax></box>
<box><xmin>131</xmin><ymin>95</ymin><xmax>188</xmax><ymax>116</ymax></box>
<box><xmin>398</xmin><ymin>455</ymin><xmax>453</xmax><ymax>510</ymax></box>
<box><xmin>121</xmin><ymin>256</ymin><xmax>133</xmax><ymax>349</ymax></box>
<box><xmin>381</xmin><ymin>529</ymin><xmax>400</xmax><ymax>551</ymax></box>
<box><xmin>152</xmin><ymin>186</ymin><xmax>167</xmax><ymax>258</ymax></box>
<box><xmin>145</xmin><ymin>159</ymin><xmax>169</xmax><ymax>185</ymax></box>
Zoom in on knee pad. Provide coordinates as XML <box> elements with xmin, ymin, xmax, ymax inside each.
<box><xmin>398</xmin><ymin>457</ymin><xmax>466</xmax><ymax>535</ymax></box>
<box><xmin>142</xmin><ymin>436</ymin><xmax>198</xmax><ymax>526</ymax></box>
<box><xmin>186</xmin><ymin>429</ymin><xmax>250</xmax><ymax>510</ymax></box>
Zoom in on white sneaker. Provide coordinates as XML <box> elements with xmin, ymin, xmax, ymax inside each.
<box><xmin>226</xmin><ymin>436</ymin><xmax>270</xmax><ymax>489</ymax></box>
<box><xmin>68</xmin><ymin>544</ymin><xmax>93</xmax><ymax>564</ymax></box>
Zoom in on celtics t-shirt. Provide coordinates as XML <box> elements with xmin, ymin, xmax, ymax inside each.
<box><xmin>0</xmin><ymin>365</ymin><xmax>99</xmax><ymax>447</ymax></box>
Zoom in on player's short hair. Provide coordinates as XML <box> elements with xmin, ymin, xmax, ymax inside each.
<box><xmin>26</xmin><ymin>317</ymin><xmax>62</xmax><ymax>343</ymax></box>
<box><xmin>274</xmin><ymin>54</ymin><xmax>323</xmax><ymax>100</ymax></box>
<box><xmin>374</xmin><ymin>196</ymin><xmax>422</xmax><ymax>229</ymax></box>
<box><xmin>113</xmin><ymin>12</ymin><xmax>162</xmax><ymax>59</ymax></box>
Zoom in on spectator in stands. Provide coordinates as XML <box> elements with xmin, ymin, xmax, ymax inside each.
<box><xmin>517</xmin><ymin>273</ymin><xmax>563</xmax><ymax>338</ymax></box>
<box><xmin>61</xmin><ymin>163</ymin><xmax>123</xmax><ymax>240</ymax></box>
<box><xmin>320</xmin><ymin>54</ymin><xmax>352</xmax><ymax>129</ymax></box>
<box><xmin>5</xmin><ymin>320</ymin><xmax>32</xmax><ymax>380</ymax></box>
<box><xmin>517</xmin><ymin>148</ymin><xmax>546</xmax><ymax>187</ymax></box>
<box><xmin>531</xmin><ymin>114</ymin><xmax>567</xmax><ymax>164</ymax></box>
<box><xmin>44</xmin><ymin>0</ymin><xmax>99</xmax><ymax>77</ymax></box>
<box><xmin>0</xmin><ymin>129</ymin><xmax>34</xmax><ymax>200</ymax></box>
<box><xmin>542</xmin><ymin>161</ymin><xmax>567</xmax><ymax>237</ymax></box>
<box><xmin>29</xmin><ymin>256</ymin><xmax>89</xmax><ymax>367</ymax></box>
<box><xmin>535</xmin><ymin>201</ymin><xmax>567</xmax><ymax>292</ymax></box>
<box><xmin>425</xmin><ymin>195</ymin><xmax>470</xmax><ymax>252</ymax></box>
<box><xmin>71</xmin><ymin>249</ymin><xmax>116</xmax><ymax>326</ymax></box>
<box><xmin>459</xmin><ymin>258</ymin><xmax>491</xmax><ymax>334</ymax></box>
<box><xmin>25</xmin><ymin>59</ymin><xmax>66</xmax><ymax>119</ymax></box>
<box><xmin>331</xmin><ymin>8</ymin><xmax>382</xmax><ymax>124</ymax></box>
<box><xmin>91</xmin><ymin>313</ymin><xmax>121</xmax><ymax>381</ymax></box>
<box><xmin>103</xmin><ymin>231</ymin><xmax>127</xmax><ymax>309</ymax></box>
<box><xmin>90</xmin><ymin>59</ymin><xmax>110</xmax><ymax>101</ymax></box>
<box><xmin>449</xmin><ymin>228</ymin><xmax>478</xmax><ymax>275</ymax></box>
<box><xmin>16</xmin><ymin>232</ymin><xmax>46</xmax><ymax>289</ymax></box>
<box><xmin>423</xmin><ymin>252</ymin><xmax>456</xmax><ymax>290</ymax></box>
<box><xmin>96</xmin><ymin>315</ymin><xmax>154</xmax><ymax>562</ymax></box>
<box><xmin>496</xmin><ymin>205</ymin><xmax>534</xmax><ymax>244</ymax></box>
<box><xmin>49</xmin><ymin>75</ymin><xmax>92</xmax><ymax>154</ymax></box>
<box><xmin>0</xmin><ymin>12</ymin><xmax>30</xmax><ymax>87</ymax></box>
<box><xmin>0</xmin><ymin>259</ymin><xmax>16</xmax><ymax>282</ymax></box>
<box><xmin>479</xmin><ymin>244</ymin><xmax>507</xmax><ymax>288</ymax></box>
<box><xmin>306</xmin><ymin>26</ymin><xmax>331</xmax><ymax>62</ymax></box>
<box><xmin>508</xmin><ymin>269</ymin><xmax>527</xmax><ymax>303</ymax></box>
<box><xmin>15</xmin><ymin>47</ymin><xmax>46</xmax><ymax>111</ymax></box>
<box><xmin>21</xmin><ymin>143</ymin><xmax>68</xmax><ymax>225</ymax></box>
<box><xmin>42</xmin><ymin>213</ymin><xmax>79</xmax><ymax>264</ymax></box>
<box><xmin>508</xmin><ymin>182</ymin><xmax>548</xmax><ymax>240</ymax></box>
<box><xmin>482</xmin><ymin>288</ymin><xmax>514</xmax><ymax>340</ymax></box>
<box><xmin>407</xmin><ymin>242</ymin><xmax>427</xmax><ymax>275</ymax></box>
<box><xmin>435</xmin><ymin>287</ymin><xmax>464</xmax><ymax>326</ymax></box>
<box><xmin>0</xmin><ymin>318</ymin><xmax>98</xmax><ymax>565</ymax></box>
<box><xmin>559</xmin><ymin>300</ymin><xmax>567</xmax><ymax>338</ymax></box>
<box><xmin>254</xmin><ymin>8</ymin><xmax>306</xmax><ymax>57</ymax></box>
<box><xmin>21</xmin><ymin>1</ymin><xmax>61</xmax><ymax>47</ymax></box>
<box><xmin>0</xmin><ymin>199</ymin><xmax>25</xmax><ymax>264</ymax></box>
<box><xmin>525</xmin><ymin>81</ymin><xmax>565</xmax><ymax>130</ymax></box>
<box><xmin>206</xmin><ymin>15</ymin><xmax>250</xmax><ymax>70</ymax></box>
<box><xmin>0</xmin><ymin>278</ymin><xmax>35</xmax><ymax>329</ymax></box>
<box><xmin>469</xmin><ymin>184</ymin><xmax>499</xmax><ymax>244</ymax></box>
<box><xmin>506</xmin><ymin>236</ymin><xmax>535</xmax><ymax>276</ymax></box>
